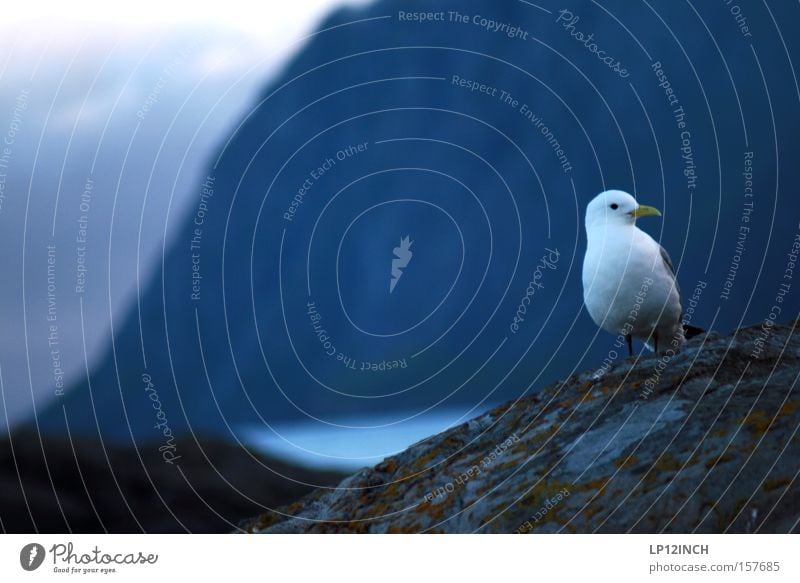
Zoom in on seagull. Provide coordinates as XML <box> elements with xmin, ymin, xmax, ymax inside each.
<box><xmin>582</xmin><ymin>190</ymin><xmax>699</xmax><ymax>356</ymax></box>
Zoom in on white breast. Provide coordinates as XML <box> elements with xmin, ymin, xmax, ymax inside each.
<box><xmin>583</xmin><ymin>226</ymin><xmax>682</xmax><ymax>342</ymax></box>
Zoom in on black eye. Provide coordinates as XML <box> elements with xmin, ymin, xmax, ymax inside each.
<box><xmin>610</xmin><ymin>203</ymin><xmax>619</xmax><ymax>210</ymax></box>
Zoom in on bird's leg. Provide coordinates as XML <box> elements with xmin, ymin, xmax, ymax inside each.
<box><xmin>654</xmin><ymin>330</ymin><xmax>659</xmax><ymax>353</ymax></box>
<box><xmin>626</xmin><ymin>334</ymin><xmax>632</xmax><ymax>357</ymax></box>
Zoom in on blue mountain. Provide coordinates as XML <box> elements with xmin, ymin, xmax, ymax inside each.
<box><xmin>37</xmin><ymin>0</ymin><xmax>800</xmax><ymax>444</ymax></box>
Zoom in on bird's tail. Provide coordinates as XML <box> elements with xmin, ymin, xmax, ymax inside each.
<box><xmin>683</xmin><ymin>324</ymin><xmax>705</xmax><ymax>339</ymax></box>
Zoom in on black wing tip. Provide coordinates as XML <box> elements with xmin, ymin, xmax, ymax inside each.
<box><xmin>683</xmin><ymin>324</ymin><xmax>705</xmax><ymax>339</ymax></box>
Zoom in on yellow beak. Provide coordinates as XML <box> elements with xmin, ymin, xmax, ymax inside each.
<box><xmin>631</xmin><ymin>204</ymin><xmax>662</xmax><ymax>218</ymax></box>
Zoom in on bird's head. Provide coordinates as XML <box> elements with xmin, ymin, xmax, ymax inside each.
<box><xmin>585</xmin><ymin>189</ymin><xmax>661</xmax><ymax>230</ymax></box>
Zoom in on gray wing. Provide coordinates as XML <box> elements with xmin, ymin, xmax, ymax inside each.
<box><xmin>660</xmin><ymin>245</ymin><xmax>706</xmax><ymax>337</ymax></box>
<box><xmin>660</xmin><ymin>245</ymin><xmax>681</xmax><ymax>298</ymax></box>
<box><xmin>659</xmin><ymin>245</ymin><xmax>675</xmax><ymax>276</ymax></box>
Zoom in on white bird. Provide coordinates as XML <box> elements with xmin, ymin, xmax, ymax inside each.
<box><xmin>582</xmin><ymin>190</ymin><xmax>695</xmax><ymax>355</ymax></box>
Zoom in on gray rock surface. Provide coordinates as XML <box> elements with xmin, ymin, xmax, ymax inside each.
<box><xmin>241</xmin><ymin>323</ymin><xmax>800</xmax><ymax>533</ymax></box>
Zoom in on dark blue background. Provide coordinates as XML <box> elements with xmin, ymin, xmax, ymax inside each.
<box><xmin>38</xmin><ymin>0</ymin><xmax>800</xmax><ymax>444</ymax></box>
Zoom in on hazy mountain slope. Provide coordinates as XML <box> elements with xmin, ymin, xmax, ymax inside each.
<box><xmin>38</xmin><ymin>0</ymin><xmax>800</xmax><ymax>445</ymax></box>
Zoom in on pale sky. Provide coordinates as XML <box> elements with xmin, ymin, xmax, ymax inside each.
<box><xmin>0</xmin><ymin>0</ymin><xmax>374</xmax><ymax>35</ymax></box>
<box><xmin>0</xmin><ymin>0</ymin><xmax>375</xmax><ymax>74</ymax></box>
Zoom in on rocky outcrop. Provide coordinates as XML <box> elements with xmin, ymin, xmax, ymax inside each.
<box><xmin>241</xmin><ymin>323</ymin><xmax>800</xmax><ymax>533</ymax></box>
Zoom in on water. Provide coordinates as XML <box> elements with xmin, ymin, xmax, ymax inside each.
<box><xmin>240</xmin><ymin>404</ymin><xmax>496</xmax><ymax>472</ymax></box>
